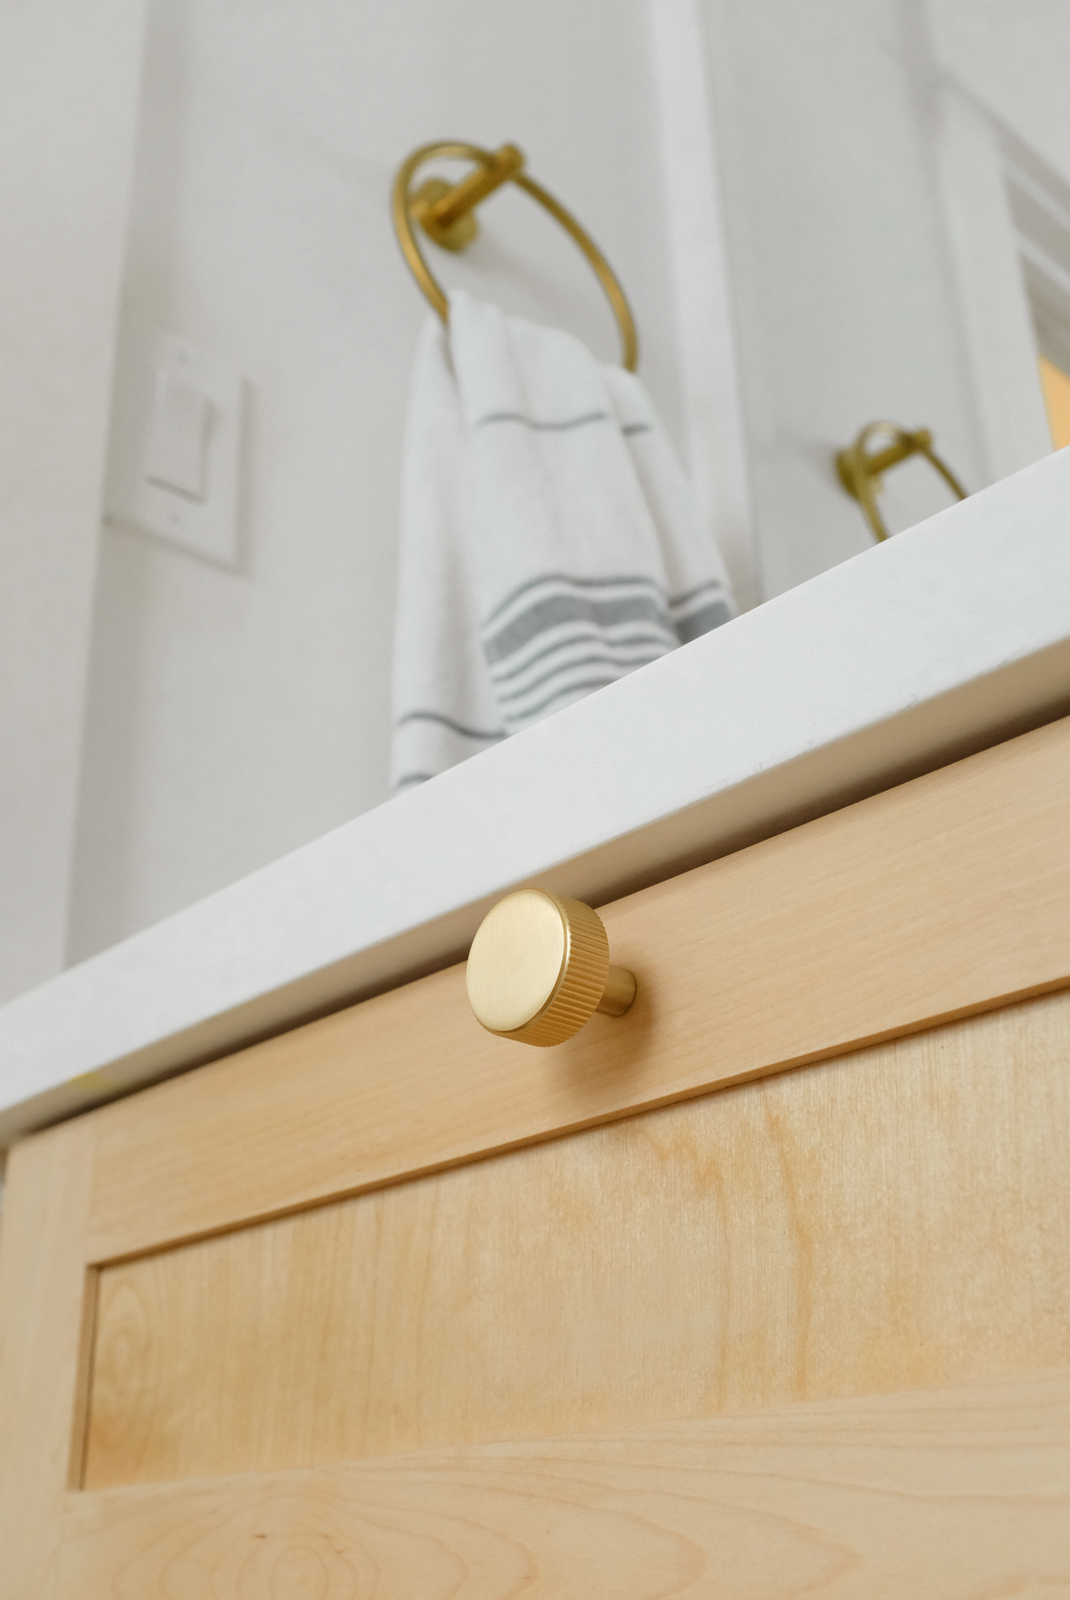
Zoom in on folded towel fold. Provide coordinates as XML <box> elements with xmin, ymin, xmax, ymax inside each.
<box><xmin>391</xmin><ymin>289</ymin><xmax>736</xmax><ymax>790</ymax></box>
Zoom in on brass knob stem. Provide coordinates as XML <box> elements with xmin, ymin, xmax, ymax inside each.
<box><xmin>598</xmin><ymin>963</ymin><xmax>637</xmax><ymax>1017</ymax></box>
<box><xmin>466</xmin><ymin>889</ymin><xmax>636</xmax><ymax>1047</ymax></box>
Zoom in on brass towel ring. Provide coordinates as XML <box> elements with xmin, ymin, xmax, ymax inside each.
<box><xmin>392</xmin><ymin>140</ymin><xmax>639</xmax><ymax>371</ymax></box>
<box><xmin>836</xmin><ymin>421</ymin><xmax>968</xmax><ymax>542</ymax></box>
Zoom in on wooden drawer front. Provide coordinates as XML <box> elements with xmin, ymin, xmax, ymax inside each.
<box><xmin>84</xmin><ymin>991</ymin><xmax>1070</xmax><ymax>1489</ymax></box>
<box><xmin>61</xmin><ymin>1371</ymin><xmax>1070</xmax><ymax>1600</ymax></box>
<box><xmin>87</xmin><ymin>715</ymin><xmax>1070</xmax><ymax>1263</ymax></box>
<box><xmin>3</xmin><ymin>718</ymin><xmax>1070</xmax><ymax>1594</ymax></box>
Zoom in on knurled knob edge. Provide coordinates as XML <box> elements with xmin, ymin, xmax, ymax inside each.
<box><xmin>507</xmin><ymin>892</ymin><xmax>609</xmax><ymax>1047</ymax></box>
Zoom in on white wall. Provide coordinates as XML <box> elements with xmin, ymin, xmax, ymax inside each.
<box><xmin>60</xmin><ymin>0</ymin><xmax>1069</xmax><ymax>976</ymax></box>
<box><xmin>928</xmin><ymin>0</ymin><xmax>1070</xmax><ymax>189</ymax></box>
<box><xmin>928</xmin><ymin>0</ymin><xmax>1070</xmax><ymax>484</ymax></box>
<box><xmin>692</xmin><ymin>0</ymin><xmax>1067</xmax><ymax>603</ymax></box>
<box><xmin>68</xmin><ymin>0</ymin><xmax>691</xmax><ymax>963</ymax></box>
<box><xmin>701</xmin><ymin>0</ymin><xmax>1001</xmax><ymax>599</ymax></box>
<box><xmin>651</xmin><ymin>0</ymin><xmax>758</xmax><ymax>612</ymax></box>
<box><xmin>0</xmin><ymin>0</ymin><xmax>146</xmax><ymax>1005</ymax></box>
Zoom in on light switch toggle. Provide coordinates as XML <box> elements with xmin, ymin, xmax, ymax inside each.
<box><xmin>105</xmin><ymin>329</ymin><xmax>244</xmax><ymax>566</ymax></box>
<box><xmin>144</xmin><ymin>369</ymin><xmax>213</xmax><ymax>501</ymax></box>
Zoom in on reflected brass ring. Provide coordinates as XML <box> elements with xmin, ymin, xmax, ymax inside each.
<box><xmin>835</xmin><ymin>421</ymin><xmax>968</xmax><ymax>543</ymax></box>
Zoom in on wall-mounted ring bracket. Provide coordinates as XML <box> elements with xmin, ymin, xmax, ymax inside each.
<box><xmin>392</xmin><ymin>139</ymin><xmax>639</xmax><ymax>371</ymax></box>
<box><xmin>836</xmin><ymin>422</ymin><xmax>968</xmax><ymax>542</ymax></box>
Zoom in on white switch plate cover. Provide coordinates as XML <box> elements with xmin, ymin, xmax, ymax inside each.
<box><xmin>144</xmin><ymin>368</ymin><xmax>212</xmax><ymax>499</ymax></box>
<box><xmin>105</xmin><ymin>328</ymin><xmax>245</xmax><ymax>567</ymax></box>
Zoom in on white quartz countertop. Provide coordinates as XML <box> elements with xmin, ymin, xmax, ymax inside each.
<box><xmin>2</xmin><ymin>450</ymin><xmax>1069</xmax><ymax>1146</ymax></box>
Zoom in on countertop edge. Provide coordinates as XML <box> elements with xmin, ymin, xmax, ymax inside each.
<box><xmin>2</xmin><ymin>450</ymin><xmax>1069</xmax><ymax>1145</ymax></box>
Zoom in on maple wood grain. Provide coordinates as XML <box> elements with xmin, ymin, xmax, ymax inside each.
<box><xmin>64</xmin><ymin>1368</ymin><xmax>1070</xmax><ymax>1599</ymax></box>
<box><xmin>84</xmin><ymin>990</ymin><xmax>1070</xmax><ymax>1487</ymax></box>
<box><xmin>0</xmin><ymin>1120</ymin><xmax>95</xmax><ymax>1598</ymax></box>
<box><xmin>86</xmin><ymin>716</ymin><xmax>1070</xmax><ymax>1263</ymax></box>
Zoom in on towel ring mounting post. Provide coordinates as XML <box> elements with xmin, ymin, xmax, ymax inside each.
<box><xmin>392</xmin><ymin>140</ymin><xmax>639</xmax><ymax>372</ymax></box>
<box><xmin>835</xmin><ymin>421</ymin><xmax>968</xmax><ymax>542</ymax></box>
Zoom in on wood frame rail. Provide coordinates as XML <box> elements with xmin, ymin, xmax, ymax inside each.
<box><xmin>59</xmin><ymin>1370</ymin><xmax>1070</xmax><ymax>1595</ymax></box>
<box><xmin>83</xmin><ymin>713</ymin><xmax>1070</xmax><ymax>1262</ymax></box>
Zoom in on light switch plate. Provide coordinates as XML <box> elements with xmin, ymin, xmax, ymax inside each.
<box><xmin>144</xmin><ymin>368</ymin><xmax>212</xmax><ymax>499</ymax></box>
<box><xmin>105</xmin><ymin>328</ymin><xmax>245</xmax><ymax>567</ymax></box>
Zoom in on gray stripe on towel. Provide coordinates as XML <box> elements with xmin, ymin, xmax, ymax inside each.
<box><xmin>482</xmin><ymin>570</ymin><xmax>664</xmax><ymax>629</ymax></box>
<box><xmin>473</xmin><ymin>410</ymin><xmax>654</xmax><ymax>437</ymax></box>
<box><xmin>490</xmin><ymin>627</ymin><xmax>678</xmax><ymax>686</ymax></box>
<box><xmin>670</xmin><ymin>578</ymin><xmax>730</xmax><ymax>610</ymax></box>
<box><xmin>474</xmin><ymin>409</ymin><xmax>610</xmax><ymax>432</ymax></box>
<box><xmin>396</xmin><ymin>709</ymin><xmax>506</xmax><ymax>742</ymax></box>
<box><xmin>495</xmin><ymin>649</ymin><xmax>666</xmax><ymax>706</ymax></box>
<box><xmin>484</xmin><ymin>590</ymin><xmax>674</xmax><ymax>667</ymax></box>
<box><xmin>673</xmin><ymin>598</ymin><xmax>734</xmax><ymax>644</ymax></box>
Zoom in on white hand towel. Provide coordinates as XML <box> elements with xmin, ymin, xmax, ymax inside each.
<box><xmin>391</xmin><ymin>289</ymin><xmax>736</xmax><ymax>791</ymax></box>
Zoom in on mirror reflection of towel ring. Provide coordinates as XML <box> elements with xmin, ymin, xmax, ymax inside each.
<box><xmin>836</xmin><ymin>421</ymin><xmax>968</xmax><ymax>542</ymax></box>
<box><xmin>392</xmin><ymin>140</ymin><xmax>639</xmax><ymax>372</ymax></box>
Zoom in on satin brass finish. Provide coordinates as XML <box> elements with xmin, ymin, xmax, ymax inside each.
<box><xmin>409</xmin><ymin>178</ymin><xmax>479</xmax><ymax>253</ymax></box>
<box><xmin>411</xmin><ymin>143</ymin><xmax>524</xmax><ymax>252</ymax></box>
<box><xmin>836</xmin><ymin>421</ymin><xmax>968</xmax><ymax>543</ymax></box>
<box><xmin>599</xmin><ymin>960</ymin><xmax>639</xmax><ymax>1017</ymax></box>
<box><xmin>392</xmin><ymin>140</ymin><xmax>639</xmax><ymax>371</ymax></box>
<box><xmin>466</xmin><ymin>889</ymin><xmax>636</xmax><ymax>1047</ymax></box>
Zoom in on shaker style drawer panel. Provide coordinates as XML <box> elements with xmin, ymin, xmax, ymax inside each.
<box><xmin>83</xmin><ymin>991</ymin><xmax>1070</xmax><ymax>1489</ymax></box>
<box><xmin>4</xmin><ymin>722</ymin><xmax>1070</xmax><ymax>1593</ymax></box>
<box><xmin>87</xmin><ymin>716</ymin><xmax>1070</xmax><ymax>1263</ymax></box>
<box><xmin>62</xmin><ymin>1369</ymin><xmax>1070</xmax><ymax>1600</ymax></box>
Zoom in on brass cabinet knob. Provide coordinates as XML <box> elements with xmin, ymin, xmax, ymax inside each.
<box><xmin>466</xmin><ymin>889</ymin><xmax>636</xmax><ymax>1047</ymax></box>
